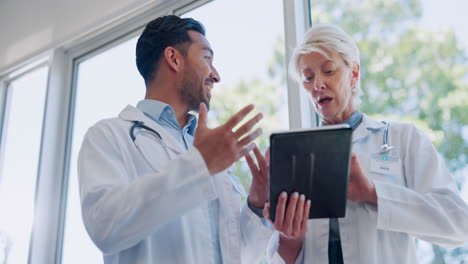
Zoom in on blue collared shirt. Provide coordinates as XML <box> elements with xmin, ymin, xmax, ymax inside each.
<box><xmin>136</xmin><ymin>99</ymin><xmax>222</xmax><ymax>264</ymax></box>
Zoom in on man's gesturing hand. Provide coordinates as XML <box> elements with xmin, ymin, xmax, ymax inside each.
<box><xmin>194</xmin><ymin>103</ymin><xmax>263</xmax><ymax>175</ymax></box>
<box><xmin>247</xmin><ymin>147</ymin><xmax>270</xmax><ymax>208</ymax></box>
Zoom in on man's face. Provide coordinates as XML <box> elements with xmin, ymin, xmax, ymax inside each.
<box><xmin>179</xmin><ymin>31</ymin><xmax>220</xmax><ymax>111</ymax></box>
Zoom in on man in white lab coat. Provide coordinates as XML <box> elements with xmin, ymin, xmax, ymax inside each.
<box><xmin>78</xmin><ymin>15</ymin><xmax>272</xmax><ymax>264</ymax></box>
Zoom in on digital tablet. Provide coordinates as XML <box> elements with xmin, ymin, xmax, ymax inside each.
<box><xmin>269</xmin><ymin>124</ymin><xmax>352</xmax><ymax>220</ymax></box>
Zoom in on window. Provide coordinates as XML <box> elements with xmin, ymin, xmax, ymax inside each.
<box><xmin>0</xmin><ymin>66</ymin><xmax>48</xmax><ymax>264</ymax></box>
<box><xmin>61</xmin><ymin>36</ymin><xmax>144</xmax><ymax>264</ymax></box>
<box><xmin>309</xmin><ymin>0</ymin><xmax>468</xmax><ymax>262</ymax></box>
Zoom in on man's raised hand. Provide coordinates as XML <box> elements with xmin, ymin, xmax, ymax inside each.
<box><xmin>194</xmin><ymin>103</ymin><xmax>263</xmax><ymax>175</ymax></box>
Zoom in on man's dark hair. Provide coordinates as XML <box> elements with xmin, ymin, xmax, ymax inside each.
<box><xmin>136</xmin><ymin>15</ymin><xmax>205</xmax><ymax>84</ymax></box>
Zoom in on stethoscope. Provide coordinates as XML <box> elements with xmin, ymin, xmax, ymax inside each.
<box><xmin>129</xmin><ymin>120</ymin><xmax>175</xmax><ymax>172</ymax></box>
<box><xmin>380</xmin><ymin>121</ymin><xmax>394</xmax><ymax>153</ymax></box>
<box><xmin>130</xmin><ymin>121</ymin><xmax>162</xmax><ymax>142</ymax></box>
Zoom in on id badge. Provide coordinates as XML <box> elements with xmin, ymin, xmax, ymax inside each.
<box><xmin>369</xmin><ymin>153</ymin><xmax>401</xmax><ymax>175</ymax></box>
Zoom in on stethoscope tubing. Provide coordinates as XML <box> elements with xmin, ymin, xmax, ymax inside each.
<box><xmin>130</xmin><ymin>121</ymin><xmax>162</xmax><ymax>141</ymax></box>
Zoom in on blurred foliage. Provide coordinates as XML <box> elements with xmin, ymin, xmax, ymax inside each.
<box><xmin>209</xmin><ymin>0</ymin><xmax>467</xmax><ymax>262</ymax></box>
<box><xmin>310</xmin><ymin>0</ymin><xmax>468</xmax><ymax>177</ymax></box>
<box><xmin>209</xmin><ymin>78</ymin><xmax>287</xmax><ymax>188</ymax></box>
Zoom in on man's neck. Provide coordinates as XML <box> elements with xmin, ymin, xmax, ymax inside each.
<box><xmin>172</xmin><ymin>102</ymin><xmax>189</xmax><ymax>129</ymax></box>
<box><xmin>144</xmin><ymin>95</ymin><xmax>189</xmax><ymax>129</ymax></box>
<box><xmin>145</xmin><ymin>74</ymin><xmax>192</xmax><ymax>129</ymax></box>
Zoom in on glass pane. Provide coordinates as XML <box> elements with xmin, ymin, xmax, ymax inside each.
<box><xmin>183</xmin><ymin>0</ymin><xmax>288</xmax><ymax>189</ymax></box>
<box><xmin>309</xmin><ymin>0</ymin><xmax>468</xmax><ymax>262</ymax></box>
<box><xmin>61</xmin><ymin>36</ymin><xmax>144</xmax><ymax>264</ymax></box>
<box><xmin>0</xmin><ymin>66</ymin><xmax>48</xmax><ymax>264</ymax></box>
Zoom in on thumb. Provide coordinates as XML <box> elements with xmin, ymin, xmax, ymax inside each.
<box><xmin>197</xmin><ymin>103</ymin><xmax>208</xmax><ymax>129</ymax></box>
<box><xmin>263</xmin><ymin>202</ymin><xmax>271</xmax><ymax>220</ymax></box>
<box><xmin>265</xmin><ymin>147</ymin><xmax>271</xmax><ymax>165</ymax></box>
<box><xmin>351</xmin><ymin>153</ymin><xmax>359</xmax><ymax>165</ymax></box>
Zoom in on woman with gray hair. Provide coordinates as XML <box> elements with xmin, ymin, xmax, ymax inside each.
<box><xmin>255</xmin><ymin>24</ymin><xmax>468</xmax><ymax>264</ymax></box>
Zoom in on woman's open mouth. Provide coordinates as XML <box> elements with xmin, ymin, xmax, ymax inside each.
<box><xmin>318</xmin><ymin>96</ymin><xmax>333</xmax><ymax>105</ymax></box>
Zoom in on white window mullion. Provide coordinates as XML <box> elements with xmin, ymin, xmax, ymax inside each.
<box><xmin>0</xmin><ymin>80</ymin><xmax>7</xmax><ymax>145</ymax></box>
<box><xmin>28</xmin><ymin>49</ymin><xmax>74</xmax><ymax>264</ymax></box>
<box><xmin>283</xmin><ymin>0</ymin><xmax>316</xmax><ymax>129</ymax></box>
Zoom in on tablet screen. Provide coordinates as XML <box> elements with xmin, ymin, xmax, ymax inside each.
<box><xmin>269</xmin><ymin>124</ymin><xmax>352</xmax><ymax>220</ymax></box>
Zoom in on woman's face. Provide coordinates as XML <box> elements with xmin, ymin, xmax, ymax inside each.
<box><xmin>299</xmin><ymin>50</ymin><xmax>359</xmax><ymax>125</ymax></box>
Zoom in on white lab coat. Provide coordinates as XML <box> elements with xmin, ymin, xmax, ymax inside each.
<box><xmin>78</xmin><ymin>105</ymin><xmax>273</xmax><ymax>264</ymax></box>
<box><xmin>268</xmin><ymin>114</ymin><xmax>468</xmax><ymax>264</ymax></box>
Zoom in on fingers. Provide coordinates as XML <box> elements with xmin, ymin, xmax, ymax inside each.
<box><xmin>292</xmin><ymin>194</ymin><xmax>305</xmax><ymax>235</ymax></box>
<box><xmin>263</xmin><ymin>203</ymin><xmax>275</xmax><ymax>227</ymax></box>
<box><xmin>253</xmin><ymin>146</ymin><xmax>268</xmax><ymax>176</ymax></box>
<box><xmin>246</xmin><ymin>145</ymin><xmax>265</xmax><ymax>173</ymax></box>
<box><xmin>265</xmin><ymin>147</ymin><xmax>270</xmax><ymax>165</ymax></box>
<box><xmin>301</xmin><ymin>199</ymin><xmax>311</xmax><ymax>231</ymax></box>
<box><xmin>237</xmin><ymin>128</ymin><xmax>262</xmax><ymax>148</ymax></box>
<box><xmin>233</xmin><ymin>112</ymin><xmax>263</xmax><ymax>138</ymax></box>
<box><xmin>197</xmin><ymin>103</ymin><xmax>208</xmax><ymax>129</ymax></box>
<box><xmin>283</xmin><ymin>192</ymin><xmax>299</xmax><ymax>234</ymax></box>
<box><xmin>351</xmin><ymin>153</ymin><xmax>363</xmax><ymax>169</ymax></box>
<box><xmin>274</xmin><ymin>192</ymin><xmax>288</xmax><ymax>229</ymax></box>
<box><xmin>224</xmin><ymin>104</ymin><xmax>255</xmax><ymax>131</ymax></box>
<box><xmin>245</xmin><ymin>152</ymin><xmax>259</xmax><ymax>177</ymax></box>
<box><xmin>239</xmin><ymin>142</ymin><xmax>256</xmax><ymax>157</ymax></box>
<box><xmin>272</xmin><ymin>192</ymin><xmax>310</xmax><ymax>239</ymax></box>
<box><xmin>263</xmin><ymin>202</ymin><xmax>270</xmax><ymax>219</ymax></box>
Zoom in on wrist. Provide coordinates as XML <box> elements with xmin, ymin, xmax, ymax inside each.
<box><xmin>278</xmin><ymin>235</ymin><xmax>303</xmax><ymax>263</ymax></box>
<box><xmin>248</xmin><ymin>187</ymin><xmax>268</xmax><ymax>208</ymax></box>
<box><xmin>280</xmin><ymin>235</ymin><xmax>303</xmax><ymax>247</ymax></box>
<box><xmin>247</xmin><ymin>196</ymin><xmax>265</xmax><ymax>218</ymax></box>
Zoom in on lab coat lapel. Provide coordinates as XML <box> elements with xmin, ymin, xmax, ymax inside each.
<box><xmin>119</xmin><ymin>105</ymin><xmax>185</xmax><ymax>154</ymax></box>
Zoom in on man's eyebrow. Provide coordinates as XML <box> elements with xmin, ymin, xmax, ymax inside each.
<box><xmin>203</xmin><ymin>47</ymin><xmax>214</xmax><ymax>56</ymax></box>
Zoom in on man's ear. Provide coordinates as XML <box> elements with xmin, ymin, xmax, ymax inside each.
<box><xmin>350</xmin><ymin>63</ymin><xmax>360</xmax><ymax>88</ymax></box>
<box><xmin>163</xmin><ymin>47</ymin><xmax>183</xmax><ymax>72</ymax></box>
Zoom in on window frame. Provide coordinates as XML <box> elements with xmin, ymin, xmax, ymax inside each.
<box><xmin>0</xmin><ymin>58</ymin><xmax>50</xmax><ymax>264</ymax></box>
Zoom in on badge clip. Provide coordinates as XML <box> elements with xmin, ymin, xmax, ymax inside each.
<box><xmin>380</xmin><ymin>144</ymin><xmax>394</xmax><ymax>153</ymax></box>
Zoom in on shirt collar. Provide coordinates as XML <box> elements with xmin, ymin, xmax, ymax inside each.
<box><xmin>341</xmin><ymin>111</ymin><xmax>363</xmax><ymax>131</ymax></box>
<box><xmin>137</xmin><ymin>99</ymin><xmax>168</xmax><ymax>120</ymax></box>
<box><xmin>186</xmin><ymin>114</ymin><xmax>197</xmax><ymax>136</ymax></box>
<box><xmin>321</xmin><ymin>111</ymin><xmax>363</xmax><ymax>131</ymax></box>
<box><xmin>136</xmin><ymin>99</ymin><xmax>197</xmax><ymax>136</ymax></box>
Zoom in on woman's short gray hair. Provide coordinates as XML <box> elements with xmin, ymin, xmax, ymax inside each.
<box><xmin>289</xmin><ymin>24</ymin><xmax>362</xmax><ymax>107</ymax></box>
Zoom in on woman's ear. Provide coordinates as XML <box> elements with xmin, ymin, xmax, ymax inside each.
<box><xmin>163</xmin><ymin>47</ymin><xmax>183</xmax><ymax>72</ymax></box>
<box><xmin>350</xmin><ymin>63</ymin><xmax>360</xmax><ymax>88</ymax></box>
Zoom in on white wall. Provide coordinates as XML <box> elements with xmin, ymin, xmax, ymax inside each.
<box><xmin>0</xmin><ymin>0</ymin><xmax>172</xmax><ymax>73</ymax></box>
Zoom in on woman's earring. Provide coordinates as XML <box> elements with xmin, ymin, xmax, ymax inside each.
<box><xmin>352</xmin><ymin>87</ymin><xmax>357</xmax><ymax>94</ymax></box>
